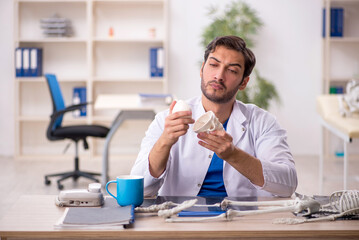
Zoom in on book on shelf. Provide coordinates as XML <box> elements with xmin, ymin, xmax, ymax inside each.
<box><xmin>15</xmin><ymin>48</ymin><xmax>23</xmax><ymax>77</ymax></box>
<box><xmin>55</xmin><ymin>197</ymin><xmax>135</xmax><ymax>229</ymax></box>
<box><xmin>329</xmin><ymin>86</ymin><xmax>344</xmax><ymax>94</ymax></box>
<box><xmin>72</xmin><ymin>87</ymin><xmax>87</xmax><ymax>117</ymax></box>
<box><xmin>322</xmin><ymin>8</ymin><xmax>344</xmax><ymax>37</ymax></box>
<box><xmin>15</xmin><ymin>47</ymin><xmax>43</xmax><ymax>77</ymax></box>
<box><xmin>150</xmin><ymin>47</ymin><xmax>164</xmax><ymax>77</ymax></box>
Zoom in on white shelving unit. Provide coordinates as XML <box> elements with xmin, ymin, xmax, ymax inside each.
<box><xmin>14</xmin><ymin>0</ymin><xmax>168</xmax><ymax>160</ymax></box>
<box><xmin>322</xmin><ymin>0</ymin><xmax>359</xmax><ymax>93</ymax></box>
<box><xmin>322</xmin><ymin>0</ymin><xmax>359</xmax><ymax>160</ymax></box>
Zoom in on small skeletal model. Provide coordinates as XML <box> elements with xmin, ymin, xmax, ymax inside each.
<box><xmin>338</xmin><ymin>80</ymin><xmax>359</xmax><ymax>117</ymax></box>
<box><xmin>135</xmin><ymin>190</ymin><xmax>359</xmax><ymax>224</ymax></box>
<box><xmin>274</xmin><ymin>190</ymin><xmax>359</xmax><ymax>224</ymax></box>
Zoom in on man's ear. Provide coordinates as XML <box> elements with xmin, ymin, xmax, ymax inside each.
<box><xmin>200</xmin><ymin>62</ymin><xmax>204</xmax><ymax>79</ymax></box>
<box><xmin>239</xmin><ymin>76</ymin><xmax>250</xmax><ymax>90</ymax></box>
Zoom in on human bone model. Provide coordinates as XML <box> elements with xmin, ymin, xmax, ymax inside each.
<box><xmin>339</xmin><ymin>80</ymin><xmax>359</xmax><ymax>117</ymax></box>
<box><xmin>135</xmin><ymin>190</ymin><xmax>359</xmax><ymax>224</ymax></box>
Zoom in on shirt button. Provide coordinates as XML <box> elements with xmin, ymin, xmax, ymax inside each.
<box><xmin>197</xmin><ymin>183</ymin><xmax>201</xmax><ymax>188</ymax></box>
<box><xmin>208</xmin><ymin>155</ymin><xmax>212</xmax><ymax>158</ymax></box>
<box><xmin>242</xmin><ymin>127</ymin><xmax>245</xmax><ymax>131</ymax></box>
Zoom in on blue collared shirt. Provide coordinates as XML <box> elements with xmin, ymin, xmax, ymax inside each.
<box><xmin>197</xmin><ymin>119</ymin><xmax>229</xmax><ymax>197</ymax></box>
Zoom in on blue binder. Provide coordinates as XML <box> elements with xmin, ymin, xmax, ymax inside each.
<box><xmin>333</xmin><ymin>8</ymin><xmax>344</xmax><ymax>37</ymax></box>
<box><xmin>150</xmin><ymin>48</ymin><xmax>157</xmax><ymax>77</ymax></box>
<box><xmin>22</xmin><ymin>48</ymin><xmax>31</xmax><ymax>77</ymax></box>
<box><xmin>149</xmin><ymin>47</ymin><xmax>164</xmax><ymax>77</ymax></box>
<box><xmin>322</xmin><ymin>8</ymin><xmax>344</xmax><ymax>37</ymax></box>
<box><xmin>15</xmin><ymin>47</ymin><xmax>43</xmax><ymax>77</ymax></box>
<box><xmin>157</xmin><ymin>47</ymin><xmax>164</xmax><ymax>77</ymax></box>
<box><xmin>73</xmin><ymin>87</ymin><xmax>87</xmax><ymax>117</ymax></box>
<box><xmin>15</xmin><ymin>48</ymin><xmax>23</xmax><ymax>77</ymax></box>
<box><xmin>30</xmin><ymin>48</ymin><xmax>43</xmax><ymax>77</ymax></box>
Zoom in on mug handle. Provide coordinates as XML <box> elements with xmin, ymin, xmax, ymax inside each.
<box><xmin>106</xmin><ymin>180</ymin><xmax>117</xmax><ymax>199</ymax></box>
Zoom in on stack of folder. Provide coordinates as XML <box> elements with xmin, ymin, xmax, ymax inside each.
<box><xmin>40</xmin><ymin>14</ymin><xmax>73</xmax><ymax>37</ymax></box>
<box><xmin>15</xmin><ymin>48</ymin><xmax>43</xmax><ymax>77</ymax></box>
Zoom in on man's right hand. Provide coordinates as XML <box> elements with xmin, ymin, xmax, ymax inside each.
<box><xmin>160</xmin><ymin>101</ymin><xmax>195</xmax><ymax>146</ymax></box>
<box><xmin>148</xmin><ymin>101</ymin><xmax>194</xmax><ymax>178</ymax></box>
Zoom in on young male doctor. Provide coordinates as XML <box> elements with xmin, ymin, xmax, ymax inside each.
<box><xmin>131</xmin><ymin>36</ymin><xmax>297</xmax><ymax>198</ymax></box>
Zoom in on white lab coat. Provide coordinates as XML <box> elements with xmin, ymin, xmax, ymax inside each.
<box><xmin>131</xmin><ymin>97</ymin><xmax>297</xmax><ymax>197</ymax></box>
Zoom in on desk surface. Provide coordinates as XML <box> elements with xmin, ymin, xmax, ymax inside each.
<box><xmin>1</xmin><ymin>195</ymin><xmax>359</xmax><ymax>239</ymax></box>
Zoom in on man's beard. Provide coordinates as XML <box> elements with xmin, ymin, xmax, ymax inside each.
<box><xmin>201</xmin><ymin>78</ymin><xmax>241</xmax><ymax>104</ymax></box>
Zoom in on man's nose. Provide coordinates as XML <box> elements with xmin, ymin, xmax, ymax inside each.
<box><xmin>215</xmin><ymin>67</ymin><xmax>225</xmax><ymax>81</ymax></box>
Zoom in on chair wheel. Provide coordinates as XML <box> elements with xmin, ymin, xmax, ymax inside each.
<box><xmin>57</xmin><ymin>183</ymin><xmax>64</xmax><ymax>190</ymax></box>
<box><xmin>45</xmin><ymin>178</ymin><xmax>51</xmax><ymax>185</ymax></box>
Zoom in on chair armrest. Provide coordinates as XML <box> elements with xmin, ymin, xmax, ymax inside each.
<box><xmin>47</xmin><ymin>102</ymin><xmax>92</xmax><ymax>140</ymax></box>
<box><xmin>50</xmin><ymin>102</ymin><xmax>91</xmax><ymax>120</ymax></box>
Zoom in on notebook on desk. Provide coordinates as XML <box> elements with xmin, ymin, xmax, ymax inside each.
<box><xmin>55</xmin><ymin>198</ymin><xmax>134</xmax><ymax>229</ymax></box>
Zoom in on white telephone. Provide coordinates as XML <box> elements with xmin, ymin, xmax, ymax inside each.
<box><xmin>55</xmin><ymin>183</ymin><xmax>104</xmax><ymax>207</ymax></box>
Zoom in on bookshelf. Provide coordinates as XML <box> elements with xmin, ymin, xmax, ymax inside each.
<box><xmin>322</xmin><ymin>0</ymin><xmax>359</xmax><ymax>94</ymax></box>
<box><xmin>321</xmin><ymin>0</ymin><xmax>359</xmax><ymax>160</ymax></box>
<box><xmin>14</xmin><ymin>0</ymin><xmax>168</xmax><ymax>160</ymax></box>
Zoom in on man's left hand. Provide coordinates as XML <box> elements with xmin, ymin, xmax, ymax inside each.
<box><xmin>197</xmin><ymin>130</ymin><xmax>235</xmax><ymax>160</ymax></box>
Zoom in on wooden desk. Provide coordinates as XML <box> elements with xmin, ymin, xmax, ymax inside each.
<box><xmin>1</xmin><ymin>195</ymin><xmax>359</xmax><ymax>239</ymax></box>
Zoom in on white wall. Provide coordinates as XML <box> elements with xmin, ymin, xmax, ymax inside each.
<box><xmin>0</xmin><ymin>0</ymin><xmax>322</xmax><ymax>156</ymax></box>
<box><xmin>0</xmin><ymin>0</ymin><xmax>15</xmax><ymax>156</ymax></box>
<box><xmin>168</xmin><ymin>0</ymin><xmax>323</xmax><ymax>155</ymax></box>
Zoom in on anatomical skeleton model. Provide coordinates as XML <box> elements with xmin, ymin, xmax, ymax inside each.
<box><xmin>339</xmin><ymin>80</ymin><xmax>359</xmax><ymax>117</ymax></box>
<box><xmin>135</xmin><ymin>190</ymin><xmax>359</xmax><ymax>224</ymax></box>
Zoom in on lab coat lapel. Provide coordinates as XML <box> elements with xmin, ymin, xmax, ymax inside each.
<box><xmin>227</xmin><ymin>101</ymin><xmax>247</xmax><ymax>146</ymax></box>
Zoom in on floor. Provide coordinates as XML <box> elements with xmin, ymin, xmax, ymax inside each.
<box><xmin>0</xmin><ymin>154</ymin><xmax>358</xmax><ymax>218</ymax></box>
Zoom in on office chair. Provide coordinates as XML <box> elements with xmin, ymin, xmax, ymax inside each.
<box><xmin>44</xmin><ymin>74</ymin><xmax>109</xmax><ymax>190</ymax></box>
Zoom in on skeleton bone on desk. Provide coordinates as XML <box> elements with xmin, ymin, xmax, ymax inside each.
<box><xmin>135</xmin><ymin>190</ymin><xmax>359</xmax><ymax>224</ymax></box>
<box><xmin>275</xmin><ymin>190</ymin><xmax>359</xmax><ymax>224</ymax></box>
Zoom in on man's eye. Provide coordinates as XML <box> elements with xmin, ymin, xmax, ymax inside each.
<box><xmin>228</xmin><ymin>69</ymin><xmax>237</xmax><ymax>74</ymax></box>
<box><xmin>209</xmin><ymin>63</ymin><xmax>217</xmax><ymax>67</ymax></box>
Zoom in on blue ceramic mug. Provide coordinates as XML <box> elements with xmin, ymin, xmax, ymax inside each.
<box><xmin>106</xmin><ymin>175</ymin><xmax>144</xmax><ymax>207</ymax></box>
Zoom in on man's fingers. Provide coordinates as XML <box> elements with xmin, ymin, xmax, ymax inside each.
<box><xmin>165</xmin><ymin>124</ymin><xmax>189</xmax><ymax>133</ymax></box>
<box><xmin>169</xmin><ymin>101</ymin><xmax>177</xmax><ymax>114</ymax></box>
<box><xmin>198</xmin><ymin>140</ymin><xmax>216</xmax><ymax>152</ymax></box>
<box><xmin>209</xmin><ymin>130</ymin><xmax>233</xmax><ymax>142</ymax></box>
<box><xmin>165</xmin><ymin>116</ymin><xmax>194</xmax><ymax>127</ymax></box>
<box><xmin>168</xmin><ymin>111</ymin><xmax>193</xmax><ymax>120</ymax></box>
<box><xmin>164</xmin><ymin>127</ymin><xmax>188</xmax><ymax>141</ymax></box>
<box><xmin>197</xmin><ymin>132</ymin><xmax>223</xmax><ymax>146</ymax></box>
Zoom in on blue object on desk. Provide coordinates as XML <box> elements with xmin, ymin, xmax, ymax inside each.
<box><xmin>178</xmin><ymin>211</ymin><xmax>226</xmax><ymax>217</ymax></box>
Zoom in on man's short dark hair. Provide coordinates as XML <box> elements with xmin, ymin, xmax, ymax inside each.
<box><xmin>204</xmin><ymin>36</ymin><xmax>256</xmax><ymax>79</ymax></box>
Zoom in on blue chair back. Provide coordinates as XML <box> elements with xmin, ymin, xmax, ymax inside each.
<box><xmin>45</xmin><ymin>74</ymin><xmax>65</xmax><ymax>129</ymax></box>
